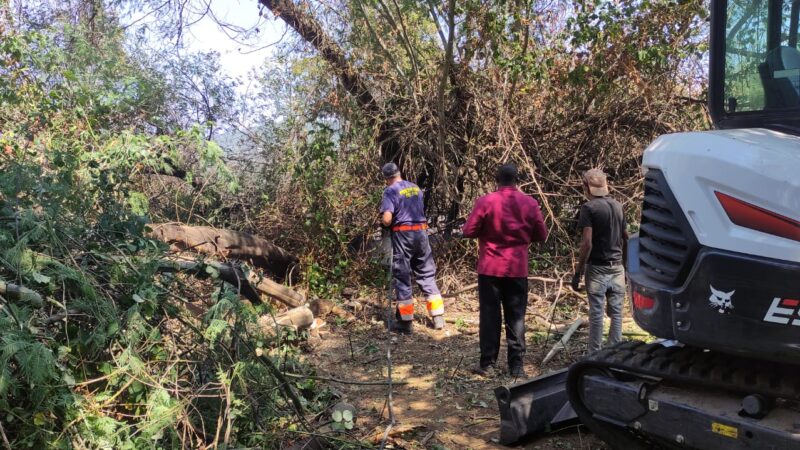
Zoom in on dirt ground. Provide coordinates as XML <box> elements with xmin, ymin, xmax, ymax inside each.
<box><xmin>303</xmin><ymin>283</ymin><xmax>647</xmax><ymax>449</ymax></box>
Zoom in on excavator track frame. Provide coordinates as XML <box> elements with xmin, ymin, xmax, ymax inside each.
<box><xmin>567</xmin><ymin>340</ymin><xmax>800</xmax><ymax>449</ymax></box>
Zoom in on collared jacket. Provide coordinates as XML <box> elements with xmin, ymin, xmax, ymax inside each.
<box><xmin>462</xmin><ymin>186</ymin><xmax>548</xmax><ymax>278</ymax></box>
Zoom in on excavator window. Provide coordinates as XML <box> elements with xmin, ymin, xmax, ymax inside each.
<box><xmin>724</xmin><ymin>0</ymin><xmax>800</xmax><ymax>112</ymax></box>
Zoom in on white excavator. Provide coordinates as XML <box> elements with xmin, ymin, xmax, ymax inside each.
<box><xmin>497</xmin><ymin>0</ymin><xmax>800</xmax><ymax>447</ymax></box>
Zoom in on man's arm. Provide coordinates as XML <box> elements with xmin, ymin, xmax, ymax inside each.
<box><xmin>381</xmin><ymin>211</ymin><xmax>393</xmax><ymax>227</ymax></box>
<box><xmin>576</xmin><ymin>227</ymin><xmax>593</xmax><ymax>275</ymax></box>
<box><xmin>530</xmin><ymin>200</ymin><xmax>548</xmax><ymax>242</ymax></box>
<box><xmin>571</xmin><ymin>226</ymin><xmax>592</xmax><ymax>290</ymax></box>
<box><xmin>461</xmin><ymin>198</ymin><xmax>485</xmax><ymax>238</ymax></box>
<box><xmin>379</xmin><ymin>188</ymin><xmax>396</xmax><ymax>228</ymax></box>
<box><xmin>572</xmin><ymin>204</ymin><xmax>592</xmax><ymax>290</ymax></box>
<box><xmin>622</xmin><ymin>228</ymin><xmax>629</xmax><ymax>267</ymax></box>
<box><xmin>621</xmin><ymin>203</ymin><xmax>629</xmax><ymax>266</ymax></box>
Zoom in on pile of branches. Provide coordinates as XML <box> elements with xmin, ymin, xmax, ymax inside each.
<box><xmin>250</xmin><ymin>0</ymin><xmax>709</xmax><ymax>287</ymax></box>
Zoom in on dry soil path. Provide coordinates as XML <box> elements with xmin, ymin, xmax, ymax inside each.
<box><xmin>308</xmin><ymin>293</ymin><xmax>610</xmax><ymax>449</ymax></box>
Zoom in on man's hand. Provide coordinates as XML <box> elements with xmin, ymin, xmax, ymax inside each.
<box><xmin>571</xmin><ymin>272</ymin><xmax>582</xmax><ymax>291</ymax></box>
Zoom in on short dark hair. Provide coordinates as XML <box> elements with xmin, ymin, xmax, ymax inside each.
<box><xmin>495</xmin><ymin>163</ymin><xmax>518</xmax><ymax>186</ymax></box>
<box><xmin>381</xmin><ymin>162</ymin><xmax>400</xmax><ymax>179</ymax></box>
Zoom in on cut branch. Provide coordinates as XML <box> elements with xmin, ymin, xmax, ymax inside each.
<box><xmin>158</xmin><ymin>259</ymin><xmax>305</xmax><ymax>308</ymax></box>
<box><xmin>542</xmin><ymin>317</ymin><xmax>585</xmax><ymax>364</ymax></box>
<box><xmin>0</xmin><ymin>281</ymin><xmax>43</xmax><ymax>307</ymax></box>
<box><xmin>258</xmin><ymin>305</ymin><xmax>314</xmax><ymax>336</ymax></box>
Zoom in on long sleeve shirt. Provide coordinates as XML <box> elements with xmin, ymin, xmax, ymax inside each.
<box><xmin>462</xmin><ymin>186</ymin><xmax>548</xmax><ymax>278</ymax></box>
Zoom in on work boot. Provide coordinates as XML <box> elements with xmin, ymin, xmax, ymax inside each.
<box><xmin>472</xmin><ymin>363</ymin><xmax>495</xmax><ymax>377</ymax></box>
<box><xmin>509</xmin><ymin>366</ymin><xmax>527</xmax><ymax>378</ymax></box>
<box><xmin>432</xmin><ymin>316</ymin><xmax>445</xmax><ymax>330</ymax></box>
<box><xmin>388</xmin><ymin>320</ymin><xmax>412</xmax><ymax>335</ymax></box>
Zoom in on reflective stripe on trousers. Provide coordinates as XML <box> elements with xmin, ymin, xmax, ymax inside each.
<box><xmin>397</xmin><ymin>299</ymin><xmax>415</xmax><ymax>321</ymax></box>
<box><xmin>426</xmin><ymin>294</ymin><xmax>444</xmax><ymax>316</ymax></box>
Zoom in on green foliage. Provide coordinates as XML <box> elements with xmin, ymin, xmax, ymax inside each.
<box><xmin>331</xmin><ymin>407</ymin><xmax>355</xmax><ymax>431</ymax></box>
<box><xmin>0</xmin><ymin>11</ymin><xmax>334</xmax><ymax>449</ymax></box>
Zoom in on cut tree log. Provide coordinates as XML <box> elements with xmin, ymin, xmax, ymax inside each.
<box><xmin>542</xmin><ymin>317</ymin><xmax>585</xmax><ymax>364</ymax></box>
<box><xmin>0</xmin><ymin>281</ymin><xmax>43</xmax><ymax>307</ymax></box>
<box><xmin>147</xmin><ymin>223</ymin><xmax>298</xmax><ymax>279</ymax></box>
<box><xmin>308</xmin><ymin>298</ymin><xmax>355</xmax><ymax>322</ymax></box>
<box><xmin>258</xmin><ymin>306</ymin><xmax>314</xmax><ymax>336</ymax></box>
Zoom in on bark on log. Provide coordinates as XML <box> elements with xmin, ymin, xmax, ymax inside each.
<box><xmin>147</xmin><ymin>223</ymin><xmax>298</xmax><ymax>279</ymax></box>
<box><xmin>308</xmin><ymin>297</ymin><xmax>355</xmax><ymax>322</ymax></box>
<box><xmin>0</xmin><ymin>281</ymin><xmax>43</xmax><ymax>307</ymax></box>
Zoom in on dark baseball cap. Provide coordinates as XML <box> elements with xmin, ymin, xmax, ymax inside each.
<box><xmin>381</xmin><ymin>162</ymin><xmax>400</xmax><ymax>178</ymax></box>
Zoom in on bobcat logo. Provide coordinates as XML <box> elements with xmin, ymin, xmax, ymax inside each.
<box><xmin>709</xmin><ymin>286</ymin><xmax>735</xmax><ymax>314</ymax></box>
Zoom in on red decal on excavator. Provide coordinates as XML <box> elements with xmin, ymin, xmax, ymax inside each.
<box><xmin>764</xmin><ymin>297</ymin><xmax>800</xmax><ymax>325</ymax></box>
<box><xmin>716</xmin><ymin>192</ymin><xmax>800</xmax><ymax>242</ymax></box>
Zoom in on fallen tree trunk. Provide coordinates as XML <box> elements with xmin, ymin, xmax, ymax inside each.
<box><xmin>147</xmin><ymin>223</ymin><xmax>299</xmax><ymax>280</ymax></box>
<box><xmin>158</xmin><ymin>259</ymin><xmax>305</xmax><ymax>308</ymax></box>
<box><xmin>158</xmin><ymin>259</ymin><xmax>359</xmax><ymax>323</ymax></box>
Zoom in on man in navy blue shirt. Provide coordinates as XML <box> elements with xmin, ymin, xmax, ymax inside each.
<box><xmin>380</xmin><ymin>162</ymin><xmax>444</xmax><ymax>334</ymax></box>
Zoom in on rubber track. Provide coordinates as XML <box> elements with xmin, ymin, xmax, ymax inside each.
<box><xmin>567</xmin><ymin>341</ymin><xmax>800</xmax><ymax>449</ymax></box>
<box><xmin>583</xmin><ymin>340</ymin><xmax>800</xmax><ymax>401</ymax></box>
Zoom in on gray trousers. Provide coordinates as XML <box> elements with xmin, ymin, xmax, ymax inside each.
<box><xmin>391</xmin><ymin>230</ymin><xmax>441</xmax><ymax>302</ymax></box>
<box><xmin>585</xmin><ymin>264</ymin><xmax>626</xmax><ymax>353</ymax></box>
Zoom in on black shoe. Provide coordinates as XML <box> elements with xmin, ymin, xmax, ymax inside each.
<box><xmin>509</xmin><ymin>366</ymin><xmax>527</xmax><ymax>378</ymax></box>
<box><xmin>388</xmin><ymin>320</ymin><xmax>412</xmax><ymax>335</ymax></box>
<box><xmin>472</xmin><ymin>363</ymin><xmax>495</xmax><ymax>377</ymax></box>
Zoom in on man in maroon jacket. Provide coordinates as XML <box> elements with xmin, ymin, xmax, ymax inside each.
<box><xmin>462</xmin><ymin>164</ymin><xmax>548</xmax><ymax>377</ymax></box>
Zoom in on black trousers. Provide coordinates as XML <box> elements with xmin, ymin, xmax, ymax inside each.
<box><xmin>478</xmin><ymin>275</ymin><xmax>528</xmax><ymax>369</ymax></box>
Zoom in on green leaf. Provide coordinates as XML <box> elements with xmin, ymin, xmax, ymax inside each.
<box><xmin>17</xmin><ymin>342</ymin><xmax>56</xmax><ymax>385</ymax></box>
<box><xmin>332</xmin><ymin>410</ymin><xmax>342</xmax><ymax>422</ymax></box>
<box><xmin>203</xmin><ymin>319</ymin><xmax>228</xmax><ymax>342</ymax></box>
<box><xmin>31</xmin><ymin>272</ymin><xmax>51</xmax><ymax>284</ymax></box>
<box><xmin>132</xmin><ymin>293</ymin><xmax>144</xmax><ymax>303</ymax></box>
<box><xmin>205</xmin><ymin>265</ymin><xmax>220</xmax><ymax>278</ymax></box>
<box><xmin>62</xmin><ymin>372</ymin><xmax>75</xmax><ymax>386</ymax></box>
<box><xmin>342</xmin><ymin>410</ymin><xmax>353</xmax><ymax>422</ymax></box>
<box><xmin>344</xmin><ymin>420</ymin><xmax>354</xmax><ymax>430</ymax></box>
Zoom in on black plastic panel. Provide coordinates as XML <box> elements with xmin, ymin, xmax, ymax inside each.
<box><xmin>631</xmin><ymin>246</ymin><xmax>800</xmax><ymax>365</ymax></box>
<box><xmin>637</xmin><ymin>170</ymin><xmax>699</xmax><ymax>287</ymax></box>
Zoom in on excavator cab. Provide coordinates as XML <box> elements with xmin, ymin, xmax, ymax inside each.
<box><xmin>711</xmin><ymin>0</ymin><xmax>800</xmax><ymax>128</ymax></box>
